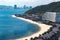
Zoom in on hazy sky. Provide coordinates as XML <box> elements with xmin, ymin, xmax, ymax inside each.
<box><xmin>0</xmin><ymin>0</ymin><xmax>60</xmax><ymax>7</ymax></box>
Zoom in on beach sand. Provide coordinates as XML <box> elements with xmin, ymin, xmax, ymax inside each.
<box><xmin>12</xmin><ymin>15</ymin><xmax>52</xmax><ymax>40</ymax></box>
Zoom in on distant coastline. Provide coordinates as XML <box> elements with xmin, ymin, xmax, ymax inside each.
<box><xmin>0</xmin><ymin>5</ymin><xmax>32</xmax><ymax>9</ymax></box>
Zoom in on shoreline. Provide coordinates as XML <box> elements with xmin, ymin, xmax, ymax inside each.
<box><xmin>12</xmin><ymin>15</ymin><xmax>52</xmax><ymax>40</ymax></box>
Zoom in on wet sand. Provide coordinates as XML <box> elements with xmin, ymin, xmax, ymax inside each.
<box><xmin>12</xmin><ymin>15</ymin><xmax>52</xmax><ymax>40</ymax></box>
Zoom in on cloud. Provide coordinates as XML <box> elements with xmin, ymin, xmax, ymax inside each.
<box><xmin>0</xmin><ymin>0</ymin><xmax>60</xmax><ymax>7</ymax></box>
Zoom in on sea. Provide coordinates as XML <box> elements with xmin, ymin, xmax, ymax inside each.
<box><xmin>0</xmin><ymin>9</ymin><xmax>39</xmax><ymax>40</ymax></box>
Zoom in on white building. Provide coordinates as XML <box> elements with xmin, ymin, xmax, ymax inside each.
<box><xmin>42</xmin><ymin>12</ymin><xmax>60</xmax><ymax>23</ymax></box>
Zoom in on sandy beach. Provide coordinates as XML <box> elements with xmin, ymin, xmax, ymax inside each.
<box><xmin>12</xmin><ymin>15</ymin><xmax>52</xmax><ymax>40</ymax></box>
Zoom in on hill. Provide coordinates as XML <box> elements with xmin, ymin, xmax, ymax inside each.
<box><xmin>25</xmin><ymin>1</ymin><xmax>60</xmax><ymax>15</ymax></box>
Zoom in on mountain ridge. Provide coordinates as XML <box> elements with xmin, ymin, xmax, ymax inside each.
<box><xmin>25</xmin><ymin>1</ymin><xmax>60</xmax><ymax>14</ymax></box>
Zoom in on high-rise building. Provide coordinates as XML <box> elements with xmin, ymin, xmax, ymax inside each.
<box><xmin>14</xmin><ymin>5</ymin><xmax>17</xmax><ymax>9</ymax></box>
<box><xmin>42</xmin><ymin>12</ymin><xmax>60</xmax><ymax>23</ymax></box>
<box><xmin>30</xmin><ymin>6</ymin><xmax>32</xmax><ymax>9</ymax></box>
<box><xmin>23</xmin><ymin>5</ymin><xmax>26</xmax><ymax>9</ymax></box>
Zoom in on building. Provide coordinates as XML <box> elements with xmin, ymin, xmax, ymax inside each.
<box><xmin>23</xmin><ymin>5</ymin><xmax>32</xmax><ymax>9</ymax></box>
<box><xmin>42</xmin><ymin>12</ymin><xmax>60</xmax><ymax>24</ymax></box>
<box><xmin>23</xmin><ymin>5</ymin><xmax>27</xmax><ymax>9</ymax></box>
<box><xmin>29</xmin><ymin>6</ymin><xmax>32</xmax><ymax>9</ymax></box>
<box><xmin>14</xmin><ymin>5</ymin><xmax>17</xmax><ymax>9</ymax></box>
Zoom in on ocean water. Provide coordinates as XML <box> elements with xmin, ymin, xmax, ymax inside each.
<box><xmin>0</xmin><ymin>9</ymin><xmax>29</xmax><ymax>15</ymax></box>
<box><xmin>0</xmin><ymin>9</ymin><xmax>39</xmax><ymax>40</ymax></box>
